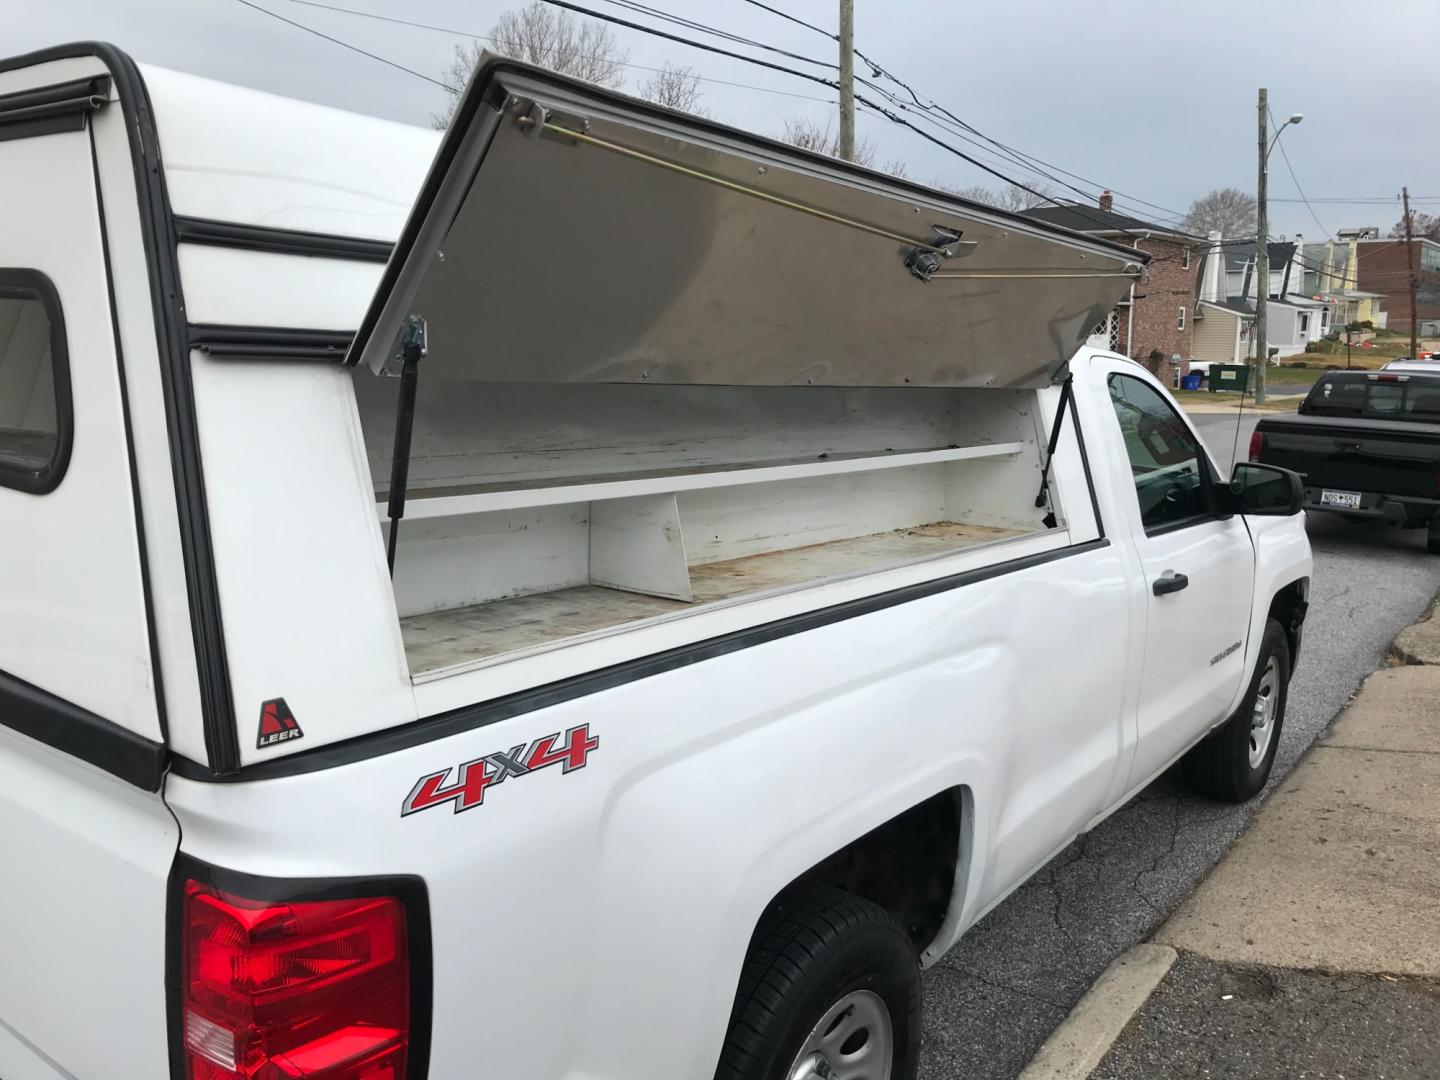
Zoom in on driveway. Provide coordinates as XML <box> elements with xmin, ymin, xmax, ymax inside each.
<box><xmin>918</xmin><ymin>412</ymin><xmax>1440</xmax><ymax>1079</ymax></box>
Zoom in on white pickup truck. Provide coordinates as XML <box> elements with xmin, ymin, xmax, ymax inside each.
<box><xmin>0</xmin><ymin>45</ymin><xmax>1311</xmax><ymax>1080</ymax></box>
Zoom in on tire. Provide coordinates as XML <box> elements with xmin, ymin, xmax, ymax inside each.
<box><xmin>1428</xmin><ymin>516</ymin><xmax>1440</xmax><ymax>554</ymax></box>
<box><xmin>714</xmin><ymin>885</ymin><xmax>920</xmax><ymax>1080</ymax></box>
<box><xmin>1181</xmin><ymin>617</ymin><xmax>1290</xmax><ymax>802</ymax></box>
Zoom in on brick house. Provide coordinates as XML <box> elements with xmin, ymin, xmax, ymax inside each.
<box><xmin>1022</xmin><ymin>193</ymin><xmax>1203</xmax><ymax>386</ymax></box>
<box><xmin>1352</xmin><ymin>236</ymin><xmax>1440</xmax><ymax>334</ymax></box>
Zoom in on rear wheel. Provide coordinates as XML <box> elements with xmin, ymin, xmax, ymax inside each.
<box><xmin>1428</xmin><ymin>516</ymin><xmax>1440</xmax><ymax>554</ymax></box>
<box><xmin>715</xmin><ymin>886</ymin><xmax>920</xmax><ymax>1080</ymax></box>
<box><xmin>1181</xmin><ymin>618</ymin><xmax>1290</xmax><ymax>802</ymax></box>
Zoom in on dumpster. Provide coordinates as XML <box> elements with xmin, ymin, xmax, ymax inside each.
<box><xmin>1209</xmin><ymin>364</ymin><xmax>1251</xmax><ymax>393</ymax></box>
<box><xmin>1181</xmin><ymin>373</ymin><xmax>1202</xmax><ymax>390</ymax></box>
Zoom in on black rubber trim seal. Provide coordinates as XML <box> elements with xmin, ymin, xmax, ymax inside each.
<box><xmin>0</xmin><ymin>269</ymin><xmax>74</xmax><ymax>494</ymax></box>
<box><xmin>0</xmin><ymin>42</ymin><xmax>243</xmax><ymax>773</ymax></box>
<box><xmin>189</xmin><ymin>324</ymin><xmax>355</xmax><ymax>362</ymax></box>
<box><xmin>175</xmin><ymin>216</ymin><xmax>394</xmax><ymax>263</ymax></box>
<box><xmin>173</xmin><ymin>537</ymin><xmax>1110</xmax><ymax>784</ymax></box>
<box><xmin>0</xmin><ymin>74</ymin><xmax>109</xmax><ymax>142</ymax></box>
<box><xmin>0</xmin><ymin>666</ymin><xmax>166</xmax><ymax>790</ymax></box>
<box><xmin>166</xmin><ymin>853</ymin><xmax>432</xmax><ymax>1080</ymax></box>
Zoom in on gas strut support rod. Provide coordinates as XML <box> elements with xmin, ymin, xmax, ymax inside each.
<box><xmin>385</xmin><ymin>315</ymin><xmax>427</xmax><ymax>576</ymax></box>
<box><xmin>1034</xmin><ymin>373</ymin><xmax>1075</xmax><ymax>530</ymax></box>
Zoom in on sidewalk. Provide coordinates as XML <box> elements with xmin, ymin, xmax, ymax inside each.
<box><xmin>1018</xmin><ymin>598</ymin><xmax>1440</xmax><ymax>1080</ymax></box>
<box><xmin>1095</xmin><ymin>599</ymin><xmax>1440</xmax><ymax>1078</ymax></box>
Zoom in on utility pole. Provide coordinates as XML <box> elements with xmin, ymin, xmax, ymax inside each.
<box><xmin>838</xmin><ymin>0</ymin><xmax>855</xmax><ymax>161</ymax></box>
<box><xmin>1255</xmin><ymin>87</ymin><xmax>1269</xmax><ymax>404</ymax></box>
<box><xmin>1404</xmin><ymin>186</ymin><xmax>1420</xmax><ymax>361</ymax></box>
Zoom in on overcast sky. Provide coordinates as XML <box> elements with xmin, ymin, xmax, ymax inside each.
<box><xmin>15</xmin><ymin>0</ymin><xmax>1439</xmax><ymax>238</ymax></box>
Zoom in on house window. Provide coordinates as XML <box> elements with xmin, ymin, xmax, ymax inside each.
<box><xmin>1177</xmin><ymin>306</ymin><xmax>1186</xmax><ymax>331</ymax></box>
<box><xmin>1299</xmin><ymin>313</ymin><xmax>1310</xmax><ymax>334</ymax></box>
<box><xmin>0</xmin><ymin>270</ymin><xmax>71</xmax><ymax>494</ymax></box>
<box><xmin>1181</xmin><ymin>247</ymin><xmax>1191</xmax><ymax>270</ymax></box>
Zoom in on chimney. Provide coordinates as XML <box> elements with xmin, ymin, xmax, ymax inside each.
<box><xmin>1098</xmin><ymin>190</ymin><xmax>1114</xmax><ymax>213</ymax></box>
<box><xmin>1200</xmin><ymin>230</ymin><xmax>1225</xmax><ymax>304</ymax></box>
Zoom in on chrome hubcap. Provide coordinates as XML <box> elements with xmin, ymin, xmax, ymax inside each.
<box><xmin>1249</xmin><ymin>656</ymin><xmax>1279</xmax><ymax>769</ymax></box>
<box><xmin>786</xmin><ymin>990</ymin><xmax>894</xmax><ymax>1080</ymax></box>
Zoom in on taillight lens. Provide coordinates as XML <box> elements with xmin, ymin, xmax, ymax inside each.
<box><xmin>181</xmin><ymin>880</ymin><xmax>410</xmax><ymax>1079</ymax></box>
<box><xmin>1248</xmin><ymin>430</ymin><xmax>1265</xmax><ymax>463</ymax></box>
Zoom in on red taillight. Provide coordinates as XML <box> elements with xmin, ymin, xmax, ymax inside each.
<box><xmin>181</xmin><ymin>880</ymin><xmax>410</xmax><ymax>1079</ymax></box>
<box><xmin>1248</xmin><ymin>429</ymin><xmax>1265</xmax><ymax>463</ymax></box>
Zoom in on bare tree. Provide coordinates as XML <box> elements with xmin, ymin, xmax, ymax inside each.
<box><xmin>940</xmin><ymin>182</ymin><xmax>1053</xmax><ymax>211</ymax></box>
<box><xmin>1183</xmin><ymin>188</ymin><xmax>1257</xmax><ymax>238</ymax></box>
<box><xmin>1389</xmin><ymin>211</ymin><xmax>1440</xmax><ymax>242</ymax></box>
<box><xmin>636</xmin><ymin>62</ymin><xmax>706</xmax><ymax>115</ymax></box>
<box><xmin>778</xmin><ymin>116</ymin><xmax>875</xmax><ymax>168</ymax></box>
<box><xmin>435</xmin><ymin>3</ymin><xmax>629</xmax><ymax>127</ymax></box>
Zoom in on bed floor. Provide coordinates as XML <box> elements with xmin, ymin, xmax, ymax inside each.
<box><xmin>400</xmin><ymin>521</ymin><xmax>1024</xmax><ymax>675</ymax></box>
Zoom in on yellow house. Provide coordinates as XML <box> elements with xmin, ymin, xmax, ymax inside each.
<box><xmin>1313</xmin><ymin>238</ymin><xmax>1388</xmax><ymax>328</ymax></box>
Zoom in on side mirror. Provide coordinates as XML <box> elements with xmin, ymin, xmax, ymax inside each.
<box><xmin>1227</xmin><ymin>462</ymin><xmax>1304</xmax><ymax>516</ymax></box>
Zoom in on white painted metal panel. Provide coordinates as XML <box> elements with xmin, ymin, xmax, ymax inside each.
<box><xmin>589</xmin><ymin>493</ymin><xmax>692</xmax><ymax>601</ymax></box>
<box><xmin>0</xmin><ymin>732</ymin><xmax>177</xmax><ymax>1080</ymax></box>
<box><xmin>140</xmin><ymin>64</ymin><xmax>436</xmax><ymax>240</ymax></box>
<box><xmin>188</xmin><ymin>355</ymin><xmax>417</xmax><ymax>764</ymax></box>
<box><xmin>384</xmin><ymin>442</ymin><xmax>1024</xmax><ymax>520</ymax></box>
<box><xmin>178</xmin><ymin>244</ymin><xmax>384</xmax><ymax>330</ymax></box>
<box><xmin>0</xmin><ymin>123</ymin><xmax>160</xmax><ymax>737</ymax></box>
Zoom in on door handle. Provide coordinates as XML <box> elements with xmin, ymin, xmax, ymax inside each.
<box><xmin>1153</xmin><ymin>570</ymin><xmax>1189</xmax><ymax>596</ymax></box>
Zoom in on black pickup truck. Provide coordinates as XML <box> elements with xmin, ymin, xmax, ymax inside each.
<box><xmin>1253</xmin><ymin>370</ymin><xmax>1440</xmax><ymax>552</ymax></box>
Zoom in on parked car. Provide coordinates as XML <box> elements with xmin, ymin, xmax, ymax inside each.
<box><xmin>1253</xmin><ymin>370</ymin><xmax>1440</xmax><ymax>551</ymax></box>
<box><xmin>0</xmin><ymin>43</ymin><xmax>1312</xmax><ymax>1080</ymax></box>
<box><xmin>1382</xmin><ymin>357</ymin><xmax>1440</xmax><ymax>373</ymax></box>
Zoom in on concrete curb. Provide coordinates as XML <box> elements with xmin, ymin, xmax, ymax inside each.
<box><xmin>1389</xmin><ymin>596</ymin><xmax>1440</xmax><ymax>666</ymax></box>
<box><xmin>1014</xmin><ymin>944</ymin><xmax>1177</xmax><ymax>1080</ymax></box>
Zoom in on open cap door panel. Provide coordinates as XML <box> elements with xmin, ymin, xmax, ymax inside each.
<box><xmin>349</xmin><ymin>58</ymin><xmax>1143</xmax><ymax>389</ymax></box>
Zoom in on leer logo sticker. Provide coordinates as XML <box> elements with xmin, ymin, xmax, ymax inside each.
<box><xmin>256</xmin><ymin>698</ymin><xmax>303</xmax><ymax>749</ymax></box>
<box><xmin>402</xmin><ymin>723</ymin><xmax>599</xmax><ymax>817</ymax></box>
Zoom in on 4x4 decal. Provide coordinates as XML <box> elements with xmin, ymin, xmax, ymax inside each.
<box><xmin>401</xmin><ymin>724</ymin><xmax>599</xmax><ymax>817</ymax></box>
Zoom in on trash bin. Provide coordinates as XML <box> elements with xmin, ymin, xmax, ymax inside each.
<box><xmin>1209</xmin><ymin>364</ymin><xmax>1251</xmax><ymax>393</ymax></box>
<box><xmin>1181</xmin><ymin>373</ymin><xmax>1202</xmax><ymax>390</ymax></box>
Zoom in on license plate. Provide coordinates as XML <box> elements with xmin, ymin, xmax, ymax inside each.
<box><xmin>1320</xmin><ymin>489</ymin><xmax>1362</xmax><ymax>510</ymax></box>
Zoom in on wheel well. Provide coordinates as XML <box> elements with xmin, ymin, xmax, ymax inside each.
<box><xmin>786</xmin><ymin>788</ymin><xmax>964</xmax><ymax>953</ymax></box>
<box><xmin>1268</xmin><ymin>577</ymin><xmax>1309</xmax><ymax>666</ymax></box>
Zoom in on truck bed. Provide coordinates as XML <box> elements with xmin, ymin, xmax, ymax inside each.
<box><xmin>400</xmin><ymin>520</ymin><xmax>1021</xmax><ymax>674</ymax></box>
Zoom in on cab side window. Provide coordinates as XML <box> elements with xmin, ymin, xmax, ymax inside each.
<box><xmin>0</xmin><ymin>270</ymin><xmax>70</xmax><ymax>493</ymax></box>
<box><xmin>1107</xmin><ymin>373</ymin><xmax>1213</xmax><ymax>532</ymax></box>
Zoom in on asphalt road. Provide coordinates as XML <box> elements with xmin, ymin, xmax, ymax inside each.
<box><xmin>917</xmin><ymin>412</ymin><xmax>1440</xmax><ymax>1080</ymax></box>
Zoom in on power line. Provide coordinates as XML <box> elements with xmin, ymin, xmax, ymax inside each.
<box><xmin>233</xmin><ymin>0</ymin><xmax>457</xmax><ymax>90</ymax></box>
<box><xmin>1272</xmin><ymin>196</ymin><xmax>1439</xmax><ymax>204</ymax></box>
<box><xmin>285</xmin><ymin>0</ymin><xmax>838</xmax><ymax>102</ymax></box>
<box><xmin>736</xmin><ymin>0</ymin><xmax>1195</xmax><ymax>227</ymax></box>
<box><xmin>255</xmin><ymin>0</ymin><xmax>1179</xmax><ymax>249</ymax></box>
<box><xmin>293</xmin><ymin>0</ymin><xmax>1190</xmax><ymax>234</ymax></box>
<box><xmin>536</xmin><ymin>0</ymin><xmax>1205</xmax><ymax>244</ymax></box>
<box><xmin>536</xmin><ymin>0</ymin><xmax>1086</xmax><ymax>213</ymax></box>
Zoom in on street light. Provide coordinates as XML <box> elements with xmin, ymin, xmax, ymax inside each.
<box><xmin>1255</xmin><ymin>97</ymin><xmax>1304</xmax><ymax>405</ymax></box>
